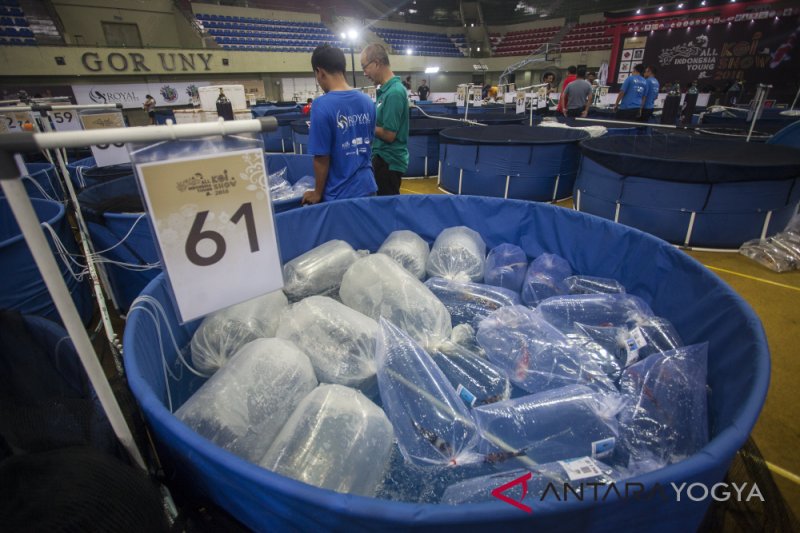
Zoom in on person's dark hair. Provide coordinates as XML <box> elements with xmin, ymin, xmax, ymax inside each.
<box><xmin>543</xmin><ymin>71</ymin><xmax>555</xmax><ymax>81</ymax></box>
<box><xmin>145</xmin><ymin>94</ymin><xmax>153</xmax><ymax>99</ymax></box>
<box><xmin>306</xmin><ymin>98</ymin><xmax>312</xmax><ymax>103</ymax></box>
<box><xmin>646</xmin><ymin>65</ymin><xmax>658</xmax><ymax>75</ymax></box>
<box><xmin>576</xmin><ymin>66</ymin><xmax>587</xmax><ymax>78</ymax></box>
<box><xmin>633</xmin><ymin>63</ymin><xmax>645</xmax><ymax>74</ymax></box>
<box><xmin>363</xmin><ymin>43</ymin><xmax>390</xmax><ymax>66</ymax></box>
<box><xmin>311</xmin><ymin>44</ymin><xmax>347</xmax><ymax>75</ymax></box>
<box><xmin>567</xmin><ymin>65</ymin><xmax>577</xmax><ymax>74</ymax></box>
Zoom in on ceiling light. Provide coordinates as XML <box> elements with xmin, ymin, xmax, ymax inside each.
<box><xmin>636</xmin><ymin>9</ymin><xmax>641</xmax><ymax>14</ymax></box>
<box><xmin>406</xmin><ymin>48</ymin><xmax>413</xmax><ymax>55</ymax></box>
<box><xmin>347</xmin><ymin>29</ymin><xmax>358</xmax><ymax>40</ymax></box>
<box><xmin>700</xmin><ymin>0</ymin><xmax>706</xmax><ymax>4</ymax></box>
<box><xmin>340</xmin><ymin>32</ymin><xmax>346</xmax><ymax>39</ymax></box>
<box><xmin>477</xmin><ymin>47</ymin><xmax>481</xmax><ymax>51</ymax></box>
<box><xmin>425</xmin><ymin>66</ymin><xmax>439</xmax><ymax>74</ymax></box>
<box><xmin>678</xmin><ymin>3</ymin><xmax>684</xmax><ymax>7</ymax></box>
<box><xmin>658</xmin><ymin>6</ymin><xmax>664</xmax><ymax>11</ymax></box>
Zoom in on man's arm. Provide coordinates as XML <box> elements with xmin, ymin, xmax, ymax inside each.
<box><xmin>375</xmin><ymin>126</ymin><xmax>397</xmax><ymax>143</ymax></box>
<box><xmin>583</xmin><ymin>90</ymin><xmax>593</xmax><ymax>117</ymax></box>
<box><xmin>302</xmin><ymin>155</ymin><xmax>330</xmax><ymax>205</ymax></box>
<box><xmin>561</xmin><ymin>87</ymin><xmax>570</xmax><ymax>116</ymax></box>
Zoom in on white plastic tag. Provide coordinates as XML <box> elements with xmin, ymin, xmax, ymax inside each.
<box><xmin>558</xmin><ymin>457</ymin><xmax>604</xmax><ymax>481</ymax></box>
<box><xmin>591</xmin><ymin>437</ymin><xmax>615</xmax><ymax>459</ymax></box>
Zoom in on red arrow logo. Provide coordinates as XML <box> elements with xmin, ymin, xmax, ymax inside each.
<box><xmin>491</xmin><ymin>471</ymin><xmax>533</xmax><ymax>513</ymax></box>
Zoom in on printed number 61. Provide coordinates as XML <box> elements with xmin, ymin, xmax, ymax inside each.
<box><xmin>185</xmin><ymin>202</ymin><xmax>259</xmax><ymax>266</ymax></box>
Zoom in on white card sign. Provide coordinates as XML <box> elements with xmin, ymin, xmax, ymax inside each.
<box><xmin>51</xmin><ymin>109</ymin><xmax>83</xmax><ymax>132</ymax></box>
<box><xmin>471</xmin><ymin>86</ymin><xmax>483</xmax><ymax>107</ymax></box>
<box><xmin>0</xmin><ymin>111</ymin><xmax>35</xmax><ymax>133</ymax></box>
<box><xmin>456</xmin><ymin>86</ymin><xmax>466</xmax><ymax>108</ymax></box>
<box><xmin>80</xmin><ymin>111</ymin><xmax>131</xmax><ymax>167</ymax></box>
<box><xmin>135</xmin><ymin>148</ymin><xmax>283</xmax><ymax>322</ymax></box>
<box><xmin>515</xmin><ymin>91</ymin><xmax>526</xmax><ymax>114</ymax></box>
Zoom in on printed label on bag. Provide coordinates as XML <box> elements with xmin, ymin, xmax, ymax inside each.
<box><xmin>591</xmin><ymin>437</ymin><xmax>615</xmax><ymax>459</ymax></box>
<box><xmin>558</xmin><ymin>457</ymin><xmax>604</xmax><ymax>481</ymax></box>
<box><xmin>456</xmin><ymin>384</ymin><xmax>477</xmax><ymax>407</ymax></box>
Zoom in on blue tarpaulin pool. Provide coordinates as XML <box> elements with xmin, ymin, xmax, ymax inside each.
<box><xmin>22</xmin><ymin>162</ymin><xmax>62</xmax><ymax>201</ymax></box>
<box><xmin>291</xmin><ymin>119</ymin><xmax>310</xmax><ymax>155</ymax></box>
<box><xmin>77</xmin><ymin>176</ymin><xmax>158</xmax><ymax>312</ymax></box>
<box><xmin>263</xmin><ymin>112</ymin><xmax>306</xmax><ymax>153</ymax></box>
<box><xmin>439</xmin><ymin>125</ymin><xmax>589</xmax><ymax>201</ymax></box>
<box><xmin>0</xmin><ymin>197</ymin><xmax>92</xmax><ymax>325</ymax></box>
<box><xmin>574</xmin><ymin>134</ymin><xmax>800</xmax><ymax>248</ymax></box>
<box><xmin>124</xmin><ymin>194</ymin><xmax>769</xmax><ymax>532</ymax></box>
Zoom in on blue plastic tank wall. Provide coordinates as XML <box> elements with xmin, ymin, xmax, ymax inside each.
<box><xmin>65</xmin><ymin>157</ymin><xmax>133</xmax><ymax>192</ymax></box>
<box><xmin>154</xmin><ymin>109</ymin><xmax>176</xmax><ymax>125</ymax></box>
<box><xmin>265</xmin><ymin>153</ymin><xmax>314</xmax><ymax>212</ymax></box>
<box><xmin>574</xmin><ymin>138</ymin><xmax>800</xmax><ymax>249</ymax></box>
<box><xmin>767</xmin><ymin>120</ymin><xmax>800</xmax><ymax>149</ymax></box>
<box><xmin>0</xmin><ymin>197</ymin><xmax>92</xmax><ymax>325</ymax></box>
<box><xmin>77</xmin><ymin>176</ymin><xmax>159</xmax><ymax>313</ymax></box>
<box><xmin>22</xmin><ymin>162</ymin><xmax>61</xmax><ymax>201</ymax></box>
<box><xmin>290</xmin><ymin>120</ymin><xmax>310</xmax><ymax>154</ymax></box>
<box><xmin>439</xmin><ymin>125</ymin><xmax>589</xmax><ymax>202</ymax></box>
<box><xmin>250</xmin><ymin>104</ymin><xmax>301</xmax><ymax>118</ymax></box>
<box><xmin>123</xmin><ymin>195</ymin><xmax>769</xmax><ymax>533</ymax></box>
<box><xmin>263</xmin><ymin>112</ymin><xmax>306</xmax><ymax>153</ymax></box>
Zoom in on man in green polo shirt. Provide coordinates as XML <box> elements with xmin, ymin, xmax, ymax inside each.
<box><xmin>361</xmin><ymin>43</ymin><xmax>409</xmax><ymax>195</ymax></box>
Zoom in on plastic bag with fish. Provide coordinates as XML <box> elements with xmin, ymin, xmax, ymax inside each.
<box><xmin>275</xmin><ymin>295</ymin><xmax>378</xmax><ymax>391</ymax></box>
<box><xmin>426</xmin><ymin>226</ymin><xmax>486</xmax><ymax>282</ymax></box>
<box><xmin>429</xmin><ymin>341</ymin><xmax>510</xmax><ymax>407</ymax></box>
<box><xmin>564</xmin><ymin>275</ymin><xmax>626</xmax><ymax>295</ymax></box>
<box><xmin>450</xmin><ymin>323</ymin><xmax>486</xmax><ymax>357</ymax></box>
<box><xmin>190</xmin><ymin>290</ymin><xmax>289</xmax><ymax>374</ymax></box>
<box><xmin>377</xmin><ymin>229</ymin><xmax>430</xmax><ymax>280</ymax></box>
<box><xmin>484</xmin><ymin>243</ymin><xmax>528</xmax><ymax>293</ymax></box>
<box><xmin>441</xmin><ymin>456</ymin><xmax>622</xmax><ymax>505</ymax></box>
<box><xmin>259</xmin><ymin>384</ymin><xmax>394</xmax><ymax>497</ymax></box>
<box><xmin>536</xmin><ymin>293</ymin><xmax>655</xmax><ymax>335</ymax></box>
<box><xmin>283</xmin><ymin>240</ymin><xmax>362</xmax><ymax>301</ymax></box>
<box><xmin>476</xmin><ymin>305</ymin><xmax>617</xmax><ymax>394</ymax></box>
<box><xmin>376</xmin><ymin>319</ymin><xmax>480</xmax><ymax>466</ymax></box>
<box><xmin>291</xmin><ymin>175</ymin><xmax>316</xmax><ymax>194</ymax></box>
<box><xmin>617</xmin><ymin>343</ymin><xmax>709</xmax><ymax>468</ymax></box>
<box><xmin>176</xmin><ymin>338</ymin><xmax>318</xmax><ymax>463</ymax></box>
<box><xmin>472</xmin><ymin>385</ymin><xmax>622</xmax><ymax>467</ymax></box>
<box><xmin>424</xmin><ymin>277</ymin><xmax>520</xmax><ymax>329</ymax></box>
<box><xmin>340</xmin><ymin>254</ymin><xmax>452</xmax><ymax>349</ymax></box>
<box><xmin>520</xmin><ymin>253</ymin><xmax>572</xmax><ymax>307</ymax></box>
<box><xmin>267</xmin><ymin>166</ymin><xmax>292</xmax><ymax>199</ymax></box>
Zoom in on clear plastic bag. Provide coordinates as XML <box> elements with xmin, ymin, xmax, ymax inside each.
<box><xmin>377</xmin><ymin>230</ymin><xmax>430</xmax><ymax>280</ymax></box>
<box><xmin>521</xmin><ymin>253</ymin><xmax>572</xmax><ymax>307</ymax></box>
<box><xmin>450</xmin><ymin>323</ymin><xmax>486</xmax><ymax>357</ymax></box>
<box><xmin>617</xmin><ymin>343</ymin><xmax>709</xmax><ymax>468</ymax></box>
<box><xmin>267</xmin><ymin>166</ymin><xmax>293</xmax><ymax>199</ymax></box>
<box><xmin>429</xmin><ymin>341</ymin><xmax>510</xmax><ymax>407</ymax></box>
<box><xmin>291</xmin><ymin>175</ymin><xmax>316</xmax><ymax>194</ymax></box>
<box><xmin>283</xmin><ymin>240</ymin><xmax>362</xmax><ymax>301</ymax></box>
<box><xmin>441</xmin><ymin>457</ymin><xmax>621</xmax><ymax>505</ymax></box>
<box><xmin>340</xmin><ymin>254</ymin><xmax>452</xmax><ymax>349</ymax></box>
<box><xmin>476</xmin><ymin>305</ymin><xmax>617</xmax><ymax>394</ymax></box>
<box><xmin>535</xmin><ymin>294</ymin><xmax>655</xmax><ymax>334</ymax></box>
<box><xmin>259</xmin><ymin>384</ymin><xmax>394</xmax><ymax>497</ymax></box>
<box><xmin>484</xmin><ymin>243</ymin><xmax>528</xmax><ymax>293</ymax></box>
<box><xmin>376</xmin><ymin>443</ymin><xmax>496</xmax><ymax>503</ymax></box>
<box><xmin>739</xmin><ymin>237</ymin><xmax>798</xmax><ymax>272</ymax></box>
<box><xmin>564</xmin><ymin>275</ymin><xmax>627</xmax><ymax>295</ymax></box>
<box><xmin>190</xmin><ymin>290</ymin><xmax>289</xmax><ymax>374</ymax></box>
<box><xmin>424</xmin><ymin>277</ymin><xmax>520</xmax><ymax>329</ymax></box>
<box><xmin>275</xmin><ymin>295</ymin><xmax>378</xmax><ymax>391</ymax></box>
<box><xmin>376</xmin><ymin>318</ymin><xmax>480</xmax><ymax>466</ymax></box>
<box><xmin>176</xmin><ymin>338</ymin><xmax>318</xmax><ymax>463</ymax></box>
<box><xmin>472</xmin><ymin>384</ymin><xmax>622</xmax><ymax>466</ymax></box>
<box><xmin>426</xmin><ymin>226</ymin><xmax>486</xmax><ymax>282</ymax></box>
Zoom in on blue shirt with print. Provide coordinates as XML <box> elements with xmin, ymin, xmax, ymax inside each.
<box><xmin>644</xmin><ymin>77</ymin><xmax>660</xmax><ymax>110</ymax></box>
<box><xmin>619</xmin><ymin>74</ymin><xmax>648</xmax><ymax>110</ymax></box>
<box><xmin>308</xmin><ymin>90</ymin><xmax>377</xmax><ymax>201</ymax></box>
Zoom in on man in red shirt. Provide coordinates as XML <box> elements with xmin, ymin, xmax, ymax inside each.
<box><xmin>302</xmin><ymin>98</ymin><xmax>312</xmax><ymax>115</ymax></box>
<box><xmin>556</xmin><ymin>65</ymin><xmax>577</xmax><ymax>113</ymax></box>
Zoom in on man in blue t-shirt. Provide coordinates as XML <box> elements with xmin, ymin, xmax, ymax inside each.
<box><xmin>614</xmin><ymin>63</ymin><xmax>648</xmax><ymax>121</ymax></box>
<box><xmin>302</xmin><ymin>45</ymin><xmax>377</xmax><ymax>205</ymax></box>
<box><xmin>641</xmin><ymin>65</ymin><xmax>660</xmax><ymax>122</ymax></box>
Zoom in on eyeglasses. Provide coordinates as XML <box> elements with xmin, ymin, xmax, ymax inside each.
<box><xmin>360</xmin><ymin>60</ymin><xmax>376</xmax><ymax>72</ymax></box>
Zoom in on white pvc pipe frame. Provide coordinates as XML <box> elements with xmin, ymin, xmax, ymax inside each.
<box><xmin>0</xmin><ymin>114</ymin><xmax>278</xmax><ymax>470</ymax></box>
